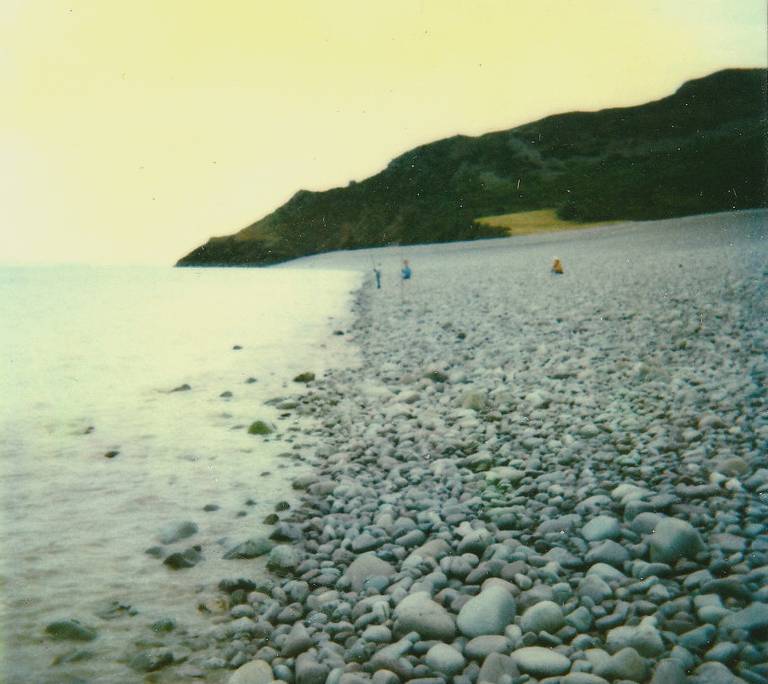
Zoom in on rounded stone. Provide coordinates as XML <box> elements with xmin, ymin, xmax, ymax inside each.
<box><xmin>228</xmin><ymin>660</ymin><xmax>275</xmax><ymax>684</ymax></box>
<box><xmin>648</xmin><ymin>517</ymin><xmax>705</xmax><ymax>564</ymax></box>
<box><xmin>393</xmin><ymin>592</ymin><xmax>455</xmax><ymax>640</ymax></box>
<box><xmin>582</xmin><ymin>516</ymin><xmax>622</xmax><ymax>541</ymax></box>
<box><xmin>457</xmin><ymin>585</ymin><xmax>516</xmax><ymax>637</ymax></box>
<box><xmin>511</xmin><ymin>646</ymin><xmax>571</xmax><ymax>676</ymax></box>
<box><xmin>520</xmin><ymin>601</ymin><xmax>565</xmax><ymax>634</ymax></box>
<box><xmin>425</xmin><ymin>643</ymin><xmax>466</xmax><ymax>676</ymax></box>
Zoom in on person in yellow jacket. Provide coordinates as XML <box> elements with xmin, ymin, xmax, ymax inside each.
<box><xmin>552</xmin><ymin>257</ymin><xmax>564</xmax><ymax>274</ymax></box>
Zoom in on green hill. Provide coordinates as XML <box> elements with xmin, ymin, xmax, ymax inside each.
<box><xmin>177</xmin><ymin>68</ymin><xmax>767</xmax><ymax>266</ymax></box>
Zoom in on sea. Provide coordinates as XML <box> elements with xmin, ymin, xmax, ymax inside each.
<box><xmin>0</xmin><ymin>264</ymin><xmax>362</xmax><ymax>683</ymax></box>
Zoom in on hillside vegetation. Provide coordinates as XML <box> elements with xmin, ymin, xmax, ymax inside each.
<box><xmin>177</xmin><ymin>69</ymin><xmax>767</xmax><ymax>266</ymax></box>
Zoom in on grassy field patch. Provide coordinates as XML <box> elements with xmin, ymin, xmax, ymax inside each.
<box><xmin>475</xmin><ymin>209</ymin><xmax>615</xmax><ymax>236</ymax></box>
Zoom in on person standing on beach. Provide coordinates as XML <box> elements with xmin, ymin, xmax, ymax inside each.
<box><xmin>401</xmin><ymin>259</ymin><xmax>412</xmax><ymax>280</ymax></box>
<box><xmin>373</xmin><ymin>266</ymin><xmax>382</xmax><ymax>289</ymax></box>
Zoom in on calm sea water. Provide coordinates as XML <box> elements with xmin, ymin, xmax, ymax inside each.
<box><xmin>0</xmin><ymin>265</ymin><xmax>361</xmax><ymax>683</ymax></box>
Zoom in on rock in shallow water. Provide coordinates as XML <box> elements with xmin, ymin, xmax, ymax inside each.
<box><xmin>129</xmin><ymin>648</ymin><xmax>174</xmax><ymax>672</ymax></box>
<box><xmin>158</xmin><ymin>520</ymin><xmax>198</xmax><ymax>544</ymax></box>
<box><xmin>163</xmin><ymin>546</ymin><xmax>203</xmax><ymax>569</ymax></box>
<box><xmin>45</xmin><ymin>619</ymin><xmax>97</xmax><ymax>641</ymax></box>
<box><xmin>223</xmin><ymin>537</ymin><xmax>273</xmax><ymax>560</ymax></box>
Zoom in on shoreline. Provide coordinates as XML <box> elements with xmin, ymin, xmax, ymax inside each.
<box><xmin>199</xmin><ymin>210</ymin><xmax>767</xmax><ymax>683</ymax></box>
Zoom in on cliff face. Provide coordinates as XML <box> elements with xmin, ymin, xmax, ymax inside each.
<box><xmin>177</xmin><ymin>68</ymin><xmax>767</xmax><ymax>266</ymax></box>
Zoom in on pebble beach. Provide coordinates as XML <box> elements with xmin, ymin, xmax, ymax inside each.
<box><xmin>41</xmin><ymin>210</ymin><xmax>768</xmax><ymax>683</ymax></box>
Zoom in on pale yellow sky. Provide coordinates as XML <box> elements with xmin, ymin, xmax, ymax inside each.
<box><xmin>1</xmin><ymin>0</ymin><xmax>765</xmax><ymax>264</ymax></box>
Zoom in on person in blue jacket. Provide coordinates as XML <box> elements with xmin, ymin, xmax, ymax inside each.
<box><xmin>401</xmin><ymin>259</ymin><xmax>412</xmax><ymax>280</ymax></box>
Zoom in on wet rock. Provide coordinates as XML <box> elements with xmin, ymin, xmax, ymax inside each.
<box><xmin>158</xmin><ymin>521</ymin><xmax>198</xmax><ymax>545</ymax></box>
<box><xmin>129</xmin><ymin>648</ymin><xmax>174</xmax><ymax>672</ymax></box>
<box><xmin>170</xmin><ymin>383</ymin><xmax>191</xmax><ymax>392</ymax></box>
<box><xmin>51</xmin><ymin>649</ymin><xmax>95</xmax><ymax>665</ymax></box>
<box><xmin>293</xmin><ymin>372</ymin><xmax>316</xmax><ymax>383</ymax></box>
<box><xmin>151</xmin><ymin>618</ymin><xmax>176</xmax><ymax>633</ymax></box>
<box><xmin>45</xmin><ymin>619</ymin><xmax>97</xmax><ymax>642</ymax></box>
<box><xmin>164</xmin><ymin>546</ymin><xmax>203</xmax><ymax>569</ymax></box>
<box><xmin>224</xmin><ymin>538</ymin><xmax>274</xmax><ymax>560</ymax></box>
<box><xmin>248</xmin><ymin>421</ymin><xmax>274</xmax><ymax>435</ymax></box>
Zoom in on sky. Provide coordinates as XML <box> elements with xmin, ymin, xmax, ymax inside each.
<box><xmin>1</xmin><ymin>0</ymin><xmax>765</xmax><ymax>265</ymax></box>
